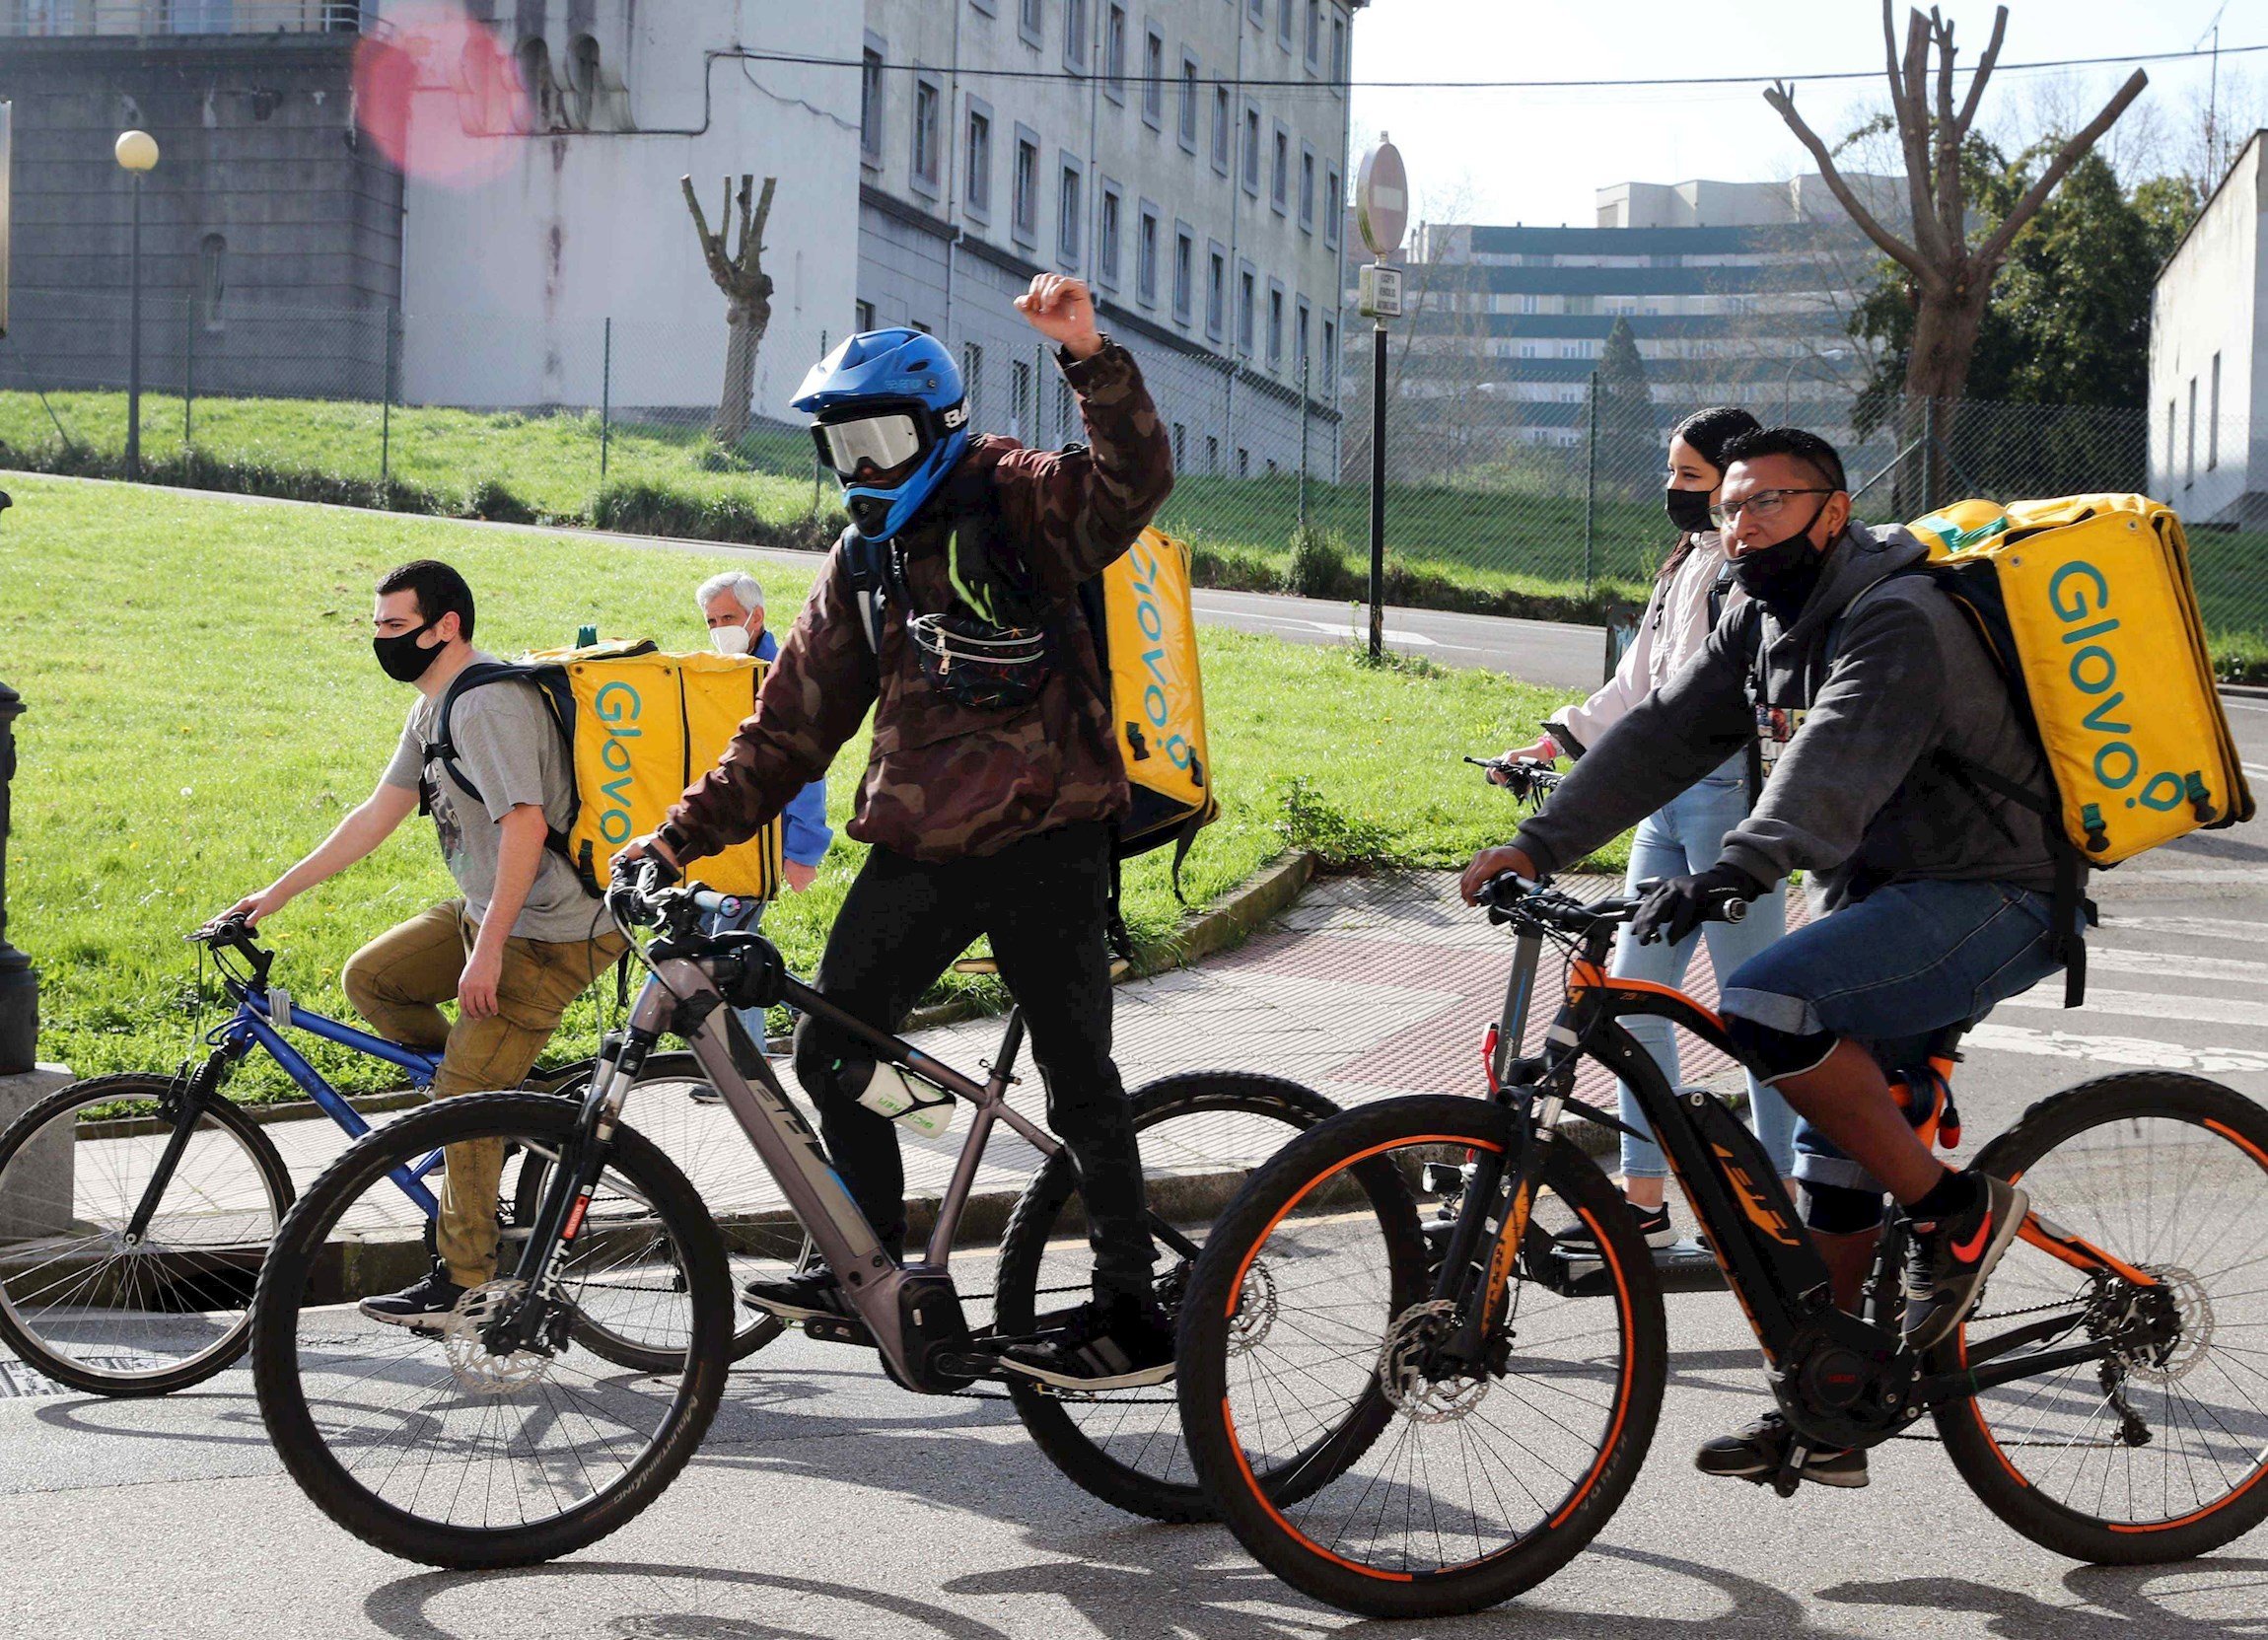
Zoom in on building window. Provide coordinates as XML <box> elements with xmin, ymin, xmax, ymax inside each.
<box><xmin>1242</xmin><ymin>103</ymin><xmax>1261</xmax><ymax>193</ymax></box>
<box><xmin>198</xmin><ymin>234</ymin><xmax>227</xmax><ymax>329</ymax></box>
<box><xmin>1018</xmin><ymin>0</ymin><xmax>1043</xmax><ymax>47</ymax></box>
<box><xmin>1063</xmin><ymin>0</ymin><xmax>1089</xmax><ymax>71</ymax></box>
<box><xmin>1323</xmin><ymin>164</ymin><xmax>1340</xmax><ymax>246</ymax></box>
<box><xmin>911</xmin><ymin>77</ymin><xmax>943</xmax><ymax>195</ymax></box>
<box><xmin>1171</xmin><ymin>423</ymin><xmax>1185</xmax><ymax>467</ymax></box>
<box><xmin>1103</xmin><ymin>3</ymin><xmax>1126</xmax><ymax>99</ymax></box>
<box><xmin>1238</xmin><ymin>262</ymin><xmax>1255</xmax><ymax>354</ymax></box>
<box><xmin>1295</xmin><ymin>295</ymin><xmax>1311</xmax><ymax>385</ymax></box>
<box><xmin>1058</xmin><ymin>156</ymin><xmax>1084</xmax><ymax>266</ymax></box>
<box><xmin>1238</xmin><ymin>446</ymin><xmax>1249</xmax><ymax>477</ymax></box>
<box><xmin>1266</xmin><ymin>281</ymin><xmax>1284</xmax><ymax>368</ymax></box>
<box><xmin>1212</xmin><ymin>85</ymin><xmax>1232</xmax><ymax>174</ymax></box>
<box><xmin>964</xmin><ymin>103</ymin><xmax>993</xmax><ymax>216</ymax></box>
<box><xmin>2186</xmin><ymin>377</ymin><xmax>2197</xmax><ymax>487</ymax></box>
<box><xmin>1172</xmin><ymin>223</ymin><xmax>1194</xmax><ymax>323</ymax></box>
<box><xmin>1270</xmin><ymin>122</ymin><xmax>1289</xmax><ymax>213</ymax></box>
<box><xmin>1330</xmin><ymin>14</ymin><xmax>1346</xmax><ymax>80</ymax></box>
<box><xmin>2209</xmin><ymin>352</ymin><xmax>2222</xmax><ymax>470</ymax></box>
<box><xmin>970</xmin><ymin>0</ymin><xmax>995</xmax><ymax>13</ymax></box>
<box><xmin>1247</xmin><ymin>0</ymin><xmax>1264</xmax><ymax>24</ymax></box>
<box><xmin>1142</xmin><ymin>25</ymin><xmax>1165</xmax><ymax>128</ymax></box>
<box><xmin>1299</xmin><ymin>144</ymin><xmax>1316</xmax><ymax>232</ymax></box>
<box><xmin>1136</xmin><ymin>200</ymin><xmax>1160</xmax><ymax>306</ymax></box>
<box><xmin>1098</xmin><ymin>181</ymin><xmax>1123</xmax><ymax>289</ymax></box>
<box><xmin>1521</xmin><ymin>293</ymin><xmax>1538</xmax><ymax>315</ymax></box>
<box><xmin>1013</xmin><ymin>128</ymin><xmax>1040</xmax><ymax>243</ymax></box>
<box><xmin>1206</xmin><ymin>434</ymin><xmax>1220</xmax><ymax>474</ymax></box>
<box><xmin>961</xmin><ymin>343</ymin><xmax>984</xmax><ymax>422</ymax></box>
<box><xmin>1207</xmin><ymin>244</ymin><xmax>1227</xmax><ymax>340</ymax></box>
<box><xmin>1010</xmin><ymin>359</ymin><xmax>1032</xmax><ymax>440</ymax></box>
<box><xmin>1277</xmin><ymin>0</ymin><xmax>1293</xmax><ymax>48</ymax></box>
<box><xmin>1320</xmin><ymin>317</ymin><xmax>1336</xmax><ymax>397</ymax></box>
<box><xmin>1178</xmin><ymin>52</ymin><xmax>1200</xmax><ymax>150</ymax></box>
<box><xmin>1305</xmin><ymin>0</ymin><xmax>1321</xmax><ymax>68</ymax></box>
<box><xmin>859</xmin><ymin>41</ymin><xmax>885</xmax><ymax>162</ymax></box>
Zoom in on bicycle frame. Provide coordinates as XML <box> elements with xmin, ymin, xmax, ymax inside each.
<box><xmin>1479</xmin><ymin>916</ymin><xmax>2168</xmax><ymax>1458</ymax></box>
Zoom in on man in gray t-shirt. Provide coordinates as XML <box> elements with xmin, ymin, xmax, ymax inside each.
<box><xmin>213</xmin><ymin>559</ymin><xmax>626</xmax><ymax>1330</ymax></box>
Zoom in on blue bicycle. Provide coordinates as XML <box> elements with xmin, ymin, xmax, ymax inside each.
<box><xmin>0</xmin><ymin>915</ymin><xmax>767</xmax><ymax>1395</ymax></box>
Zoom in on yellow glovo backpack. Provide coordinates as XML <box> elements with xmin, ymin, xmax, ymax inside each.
<box><xmin>1902</xmin><ymin>494</ymin><xmax>2255</xmax><ymax>1001</ymax></box>
<box><xmin>426</xmin><ymin>641</ymin><xmax>784</xmax><ymax>898</ymax></box>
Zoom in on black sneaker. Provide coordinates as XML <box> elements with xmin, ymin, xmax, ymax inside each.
<box><xmin>1694</xmin><ymin>1411</ymin><xmax>1869</xmax><ymax>1488</ymax></box>
<box><xmin>1902</xmin><ymin>1172</ymin><xmax>2028</xmax><ymax>1350</ymax></box>
<box><xmin>741</xmin><ymin>1267</ymin><xmax>852</xmax><ymax>1320</ymax></box>
<box><xmin>1554</xmin><ymin>1198</ymin><xmax>1675</xmax><ymax>1258</ymax></box>
<box><xmin>358</xmin><ymin>1266</ymin><xmax>468</xmax><ymax>1334</ymax></box>
<box><xmin>998</xmin><ymin>1297</ymin><xmax>1176</xmax><ymax>1390</ymax></box>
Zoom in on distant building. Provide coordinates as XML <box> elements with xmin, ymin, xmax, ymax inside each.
<box><xmin>1346</xmin><ymin>173</ymin><xmax>1902</xmax><ymax>450</ymax></box>
<box><xmin>2150</xmin><ymin>128</ymin><xmax>2265</xmax><ymax>527</ymax></box>
<box><xmin>858</xmin><ymin>0</ymin><xmax>1358</xmax><ymax>478</ymax></box>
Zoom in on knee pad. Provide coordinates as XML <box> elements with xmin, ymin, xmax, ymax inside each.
<box><xmin>1801</xmin><ymin>1181</ymin><xmax>1887</xmax><ymax>1235</ymax></box>
<box><xmin>1723</xmin><ymin>1013</ymin><xmax>1838</xmax><ymax>1083</ymax></box>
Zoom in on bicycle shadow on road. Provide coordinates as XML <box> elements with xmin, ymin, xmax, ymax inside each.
<box><xmin>1816</xmin><ymin>1560</ymin><xmax>2268</xmax><ymax>1638</ymax></box>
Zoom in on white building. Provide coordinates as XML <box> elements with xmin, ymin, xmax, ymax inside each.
<box><xmin>2150</xmin><ymin>128</ymin><xmax>2266</xmax><ymax>527</ymax></box>
<box><xmin>379</xmin><ymin>0</ymin><xmax>864</xmax><ymax>422</ymax></box>
<box><xmin>856</xmin><ymin>0</ymin><xmax>1359</xmax><ymax>477</ymax></box>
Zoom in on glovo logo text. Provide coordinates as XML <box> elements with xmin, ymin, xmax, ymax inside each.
<box><xmin>592</xmin><ymin>679</ymin><xmax>644</xmax><ymax>844</ymax></box>
<box><xmin>2048</xmin><ymin>560</ymin><xmax>2187</xmax><ymax>814</ymax></box>
<box><xmin>1126</xmin><ymin>542</ymin><xmax>1195</xmax><ymax>773</ymax></box>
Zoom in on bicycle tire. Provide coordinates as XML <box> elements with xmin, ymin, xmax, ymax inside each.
<box><xmin>0</xmin><ymin>1073</ymin><xmax>293</xmax><ymax>1397</ymax></box>
<box><xmin>251</xmin><ymin>1091</ymin><xmax>732</xmax><ymax>1568</ymax></box>
<box><xmin>1934</xmin><ymin>1071</ymin><xmax>2268</xmax><ymax>1564</ymax></box>
<box><xmin>1178</xmin><ymin>1095</ymin><xmax>1667</xmax><ymax>1619</ymax></box>
<box><xmin>992</xmin><ymin>1071</ymin><xmax>1345</xmax><ymax>1522</ymax></box>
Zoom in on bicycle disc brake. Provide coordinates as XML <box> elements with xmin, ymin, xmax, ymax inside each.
<box><xmin>441</xmin><ymin>1280</ymin><xmax>557</xmax><ymax>1394</ymax></box>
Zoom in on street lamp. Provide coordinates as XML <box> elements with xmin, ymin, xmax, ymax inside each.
<box><xmin>114</xmin><ymin>128</ymin><xmax>159</xmax><ymax>481</ymax></box>
<box><xmin>1780</xmin><ymin>346</ymin><xmax>1850</xmax><ymax>421</ymax></box>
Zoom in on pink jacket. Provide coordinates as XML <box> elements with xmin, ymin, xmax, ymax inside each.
<box><xmin>1546</xmin><ymin>532</ymin><xmax>1744</xmax><ymax>755</ymax></box>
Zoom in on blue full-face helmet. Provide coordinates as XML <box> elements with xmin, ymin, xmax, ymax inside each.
<box><xmin>793</xmin><ymin>328</ymin><xmax>969</xmax><ymax>541</ymax></box>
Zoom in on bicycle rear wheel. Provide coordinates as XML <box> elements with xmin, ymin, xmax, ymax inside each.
<box><xmin>0</xmin><ymin>1073</ymin><xmax>292</xmax><ymax>1397</ymax></box>
<box><xmin>1936</xmin><ymin>1072</ymin><xmax>2268</xmax><ymax>1563</ymax></box>
<box><xmin>992</xmin><ymin>1072</ymin><xmax>1344</xmax><ymax>1522</ymax></box>
<box><xmin>1177</xmin><ymin>1095</ymin><xmax>1666</xmax><ymax>1619</ymax></box>
<box><xmin>251</xmin><ymin>1091</ymin><xmax>731</xmax><ymax>1568</ymax></box>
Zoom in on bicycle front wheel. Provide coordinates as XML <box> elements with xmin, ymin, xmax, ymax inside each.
<box><xmin>251</xmin><ymin>1091</ymin><xmax>731</xmax><ymax>1568</ymax></box>
<box><xmin>0</xmin><ymin>1073</ymin><xmax>292</xmax><ymax>1397</ymax></box>
<box><xmin>1936</xmin><ymin>1072</ymin><xmax>2268</xmax><ymax>1563</ymax></box>
<box><xmin>993</xmin><ymin>1071</ymin><xmax>1343</xmax><ymax>1522</ymax></box>
<box><xmin>1177</xmin><ymin>1095</ymin><xmax>1666</xmax><ymax>1620</ymax></box>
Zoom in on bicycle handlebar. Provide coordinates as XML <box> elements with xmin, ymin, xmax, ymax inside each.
<box><xmin>1476</xmin><ymin>873</ymin><xmax>1749</xmax><ymax>934</ymax></box>
<box><xmin>1466</xmin><ymin>754</ymin><xmax>1563</xmax><ymax>804</ymax></box>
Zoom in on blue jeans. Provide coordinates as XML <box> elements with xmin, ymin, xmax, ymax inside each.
<box><xmin>699</xmin><ymin>896</ymin><xmax>777</xmax><ymax>1050</ymax></box>
<box><xmin>1718</xmin><ymin>878</ymin><xmax>2065</xmax><ymax>1194</ymax></box>
<box><xmin>1610</xmin><ymin>754</ymin><xmax>1797</xmax><ymax>1181</ymax></box>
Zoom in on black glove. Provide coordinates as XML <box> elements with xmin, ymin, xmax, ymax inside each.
<box><xmin>1630</xmin><ymin>863</ymin><xmax>1766</xmax><ymax>948</ymax></box>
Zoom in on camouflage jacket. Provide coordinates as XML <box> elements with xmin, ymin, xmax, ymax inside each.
<box><xmin>657</xmin><ymin>338</ymin><xmax>1173</xmax><ymax>865</ymax></box>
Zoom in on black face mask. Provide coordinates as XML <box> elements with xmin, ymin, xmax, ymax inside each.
<box><xmin>374</xmin><ymin>619</ymin><xmax>444</xmax><ymax>683</ymax></box>
<box><xmin>1731</xmin><ymin>501</ymin><xmax>1832</xmax><ymax>615</ymax></box>
<box><xmin>1664</xmin><ymin>486</ymin><xmax>1715</xmax><ymax>535</ymax></box>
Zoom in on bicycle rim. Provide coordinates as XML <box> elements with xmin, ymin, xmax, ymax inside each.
<box><xmin>0</xmin><ymin>1076</ymin><xmax>287</xmax><ymax>1394</ymax></box>
<box><xmin>252</xmin><ymin>1092</ymin><xmax>729</xmax><ymax>1566</ymax></box>
<box><xmin>1944</xmin><ymin>1080</ymin><xmax>2268</xmax><ymax>1538</ymax></box>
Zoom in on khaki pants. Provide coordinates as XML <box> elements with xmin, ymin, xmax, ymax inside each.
<box><xmin>341</xmin><ymin>899</ymin><xmax>627</xmax><ymax>1287</ymax></box>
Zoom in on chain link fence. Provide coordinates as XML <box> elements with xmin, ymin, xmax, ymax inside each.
<box><xmin>0</xmin><ymin>287</ymin><xmax>2260</xmax><ymax>666</ymax></box>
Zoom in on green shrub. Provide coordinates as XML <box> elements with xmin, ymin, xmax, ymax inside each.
<box><xmin>464</xmin><ymin>476</ymin><xmax>535</xmax><ymax>524</ymax></box>
<box><xmin>1285</xmin><ymin>524</ymin><xmax>1355</xmax><ymax>600</ymax></box>
<box><xmin>1187</xmin><ymin>540</ymin><xmax>1281</xmax><ymax>592</ymax></box>
<box><xmin>1271</xmin><ymin>774</ymin><xmax>1395</xmax><ymax>868</ymax></box>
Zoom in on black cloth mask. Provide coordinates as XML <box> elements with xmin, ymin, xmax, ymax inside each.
<box><xmin>1664</xmin><ymin>486</ymin><xmax>1715</xmax><ymax>536</ymax></box>
<box><xmin>374</xmin><ymin>619</ymin><xmax>444</xmax><ymax>682</ymax></box>
<box><xmin>1731</xmin><ymin>501</ymin><xmax>1832</xmax><ymax>617</ymax></box>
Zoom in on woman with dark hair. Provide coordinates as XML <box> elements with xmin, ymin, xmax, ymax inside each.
<box><xmin>1495</xmin><ymin>404</ymin><xmax>1794</xmax><ymax>1249</ymax></box>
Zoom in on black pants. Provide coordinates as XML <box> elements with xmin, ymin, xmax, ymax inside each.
<box><xmin>793</xmin><ymin>820</ymin><xmax>1157</xmax><ymax>1303</ymax></box>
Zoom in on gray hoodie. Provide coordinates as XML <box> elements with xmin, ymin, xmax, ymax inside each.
<box><xmin>1512</xmin><ymin>523</ymin><xmax>2060</xmax><ymax>910</ymax></box>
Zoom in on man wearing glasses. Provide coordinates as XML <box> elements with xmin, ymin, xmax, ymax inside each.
<box><xmin>1462</xmin><ymin>426</ymin><xmax>2069</xmax><ymax>1491</ymax></box>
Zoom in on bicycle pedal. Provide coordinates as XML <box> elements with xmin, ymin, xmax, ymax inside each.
<box><xmin>803</xmin><ymin>1314</ymin><xmax>876</xmax><ymax>1348</ymax></box>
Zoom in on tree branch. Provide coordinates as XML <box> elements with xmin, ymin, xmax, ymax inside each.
<box><xmin>1931</xmin><ymin>11</ymin><xmax>1965</xmax><ymax>253</ymax></box>
<box><xmin>1952</xmin><ymin>5</ymin><xmax>2008</xmax><ymax>136</ymax></box>
<box><xmin>1894</xmin><ymin>6</ymin><xmax>1949</xmax><ymax>264</ymax></box>
<box><xmin>749</xmin><ymin>177</ymin><xmax>778</xmax><ymax>264</ymax></box>
<box><xmin>1972</xmin><ymin>67</ymin><xmax>2150</xmax><ymax>268</ymax></box>
<box><xmin>1764</xmin><ymin>79</ymin><xmax>1936</xmax><ymax>286</ymax></box>
<box><xmin>731</xmin><ymin>174</ymin><xmax>753</xmax><ymax>267</ymax></box>
<box><xmin>680</xmin><ymin>173</ymin><xmax>737</xmax><ymax>290</ymax></box>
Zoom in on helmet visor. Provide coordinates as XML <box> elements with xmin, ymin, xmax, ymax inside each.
<box><xmin>814</xmin><ymin>412</ymin><xmax>926</xmax><ymax>483</ymax></box>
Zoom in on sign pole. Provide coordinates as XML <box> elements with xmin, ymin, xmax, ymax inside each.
<box><xmin>1353</xmin><ymin>134</ymin><xmax>1408</xmax><ymax>667</ymax></box>
<box><xmin>1368</xmin><ymin>311</ymin><xmax>1386</xmax><ymax>661</ymax></box>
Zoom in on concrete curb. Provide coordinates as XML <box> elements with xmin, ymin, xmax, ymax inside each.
<box><xmin>2222</xmin><ymin>681</ymin><xmax>2268</xmax><ymax>700</ymax></box>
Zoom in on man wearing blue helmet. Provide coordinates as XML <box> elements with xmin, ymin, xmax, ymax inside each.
<box><xmin>620</xmin><ymin>275</ymin><xmax>1177</xmax><ymax>1388</ymax></box>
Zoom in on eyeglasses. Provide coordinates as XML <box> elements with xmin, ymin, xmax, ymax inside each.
<box><xmin>1709</xmin><ymin>487</ymin><xmax>1834</xmax><ymax>531</ymax></box>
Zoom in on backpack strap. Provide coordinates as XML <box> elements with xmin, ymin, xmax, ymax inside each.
<box><xmin>423</xmin><ymin>661</ymin><xmax>580</xmax><ymax>865</ymax></box>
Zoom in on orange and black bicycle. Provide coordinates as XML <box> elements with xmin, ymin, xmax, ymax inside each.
<box><xmin>1175</xmin><ymin>867</ymin><xmax>2268</xmax><ymax>1618</ymax></box>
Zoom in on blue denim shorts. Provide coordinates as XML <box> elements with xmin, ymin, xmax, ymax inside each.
<box><xmin>1717</xmin><ymin>879</ymin><xmax>2066</xmax><ymax>1194</ymax></box>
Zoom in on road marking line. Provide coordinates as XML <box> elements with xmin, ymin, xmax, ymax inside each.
<box><xmin>2108</xmin><ymin>914</ymin><xmax>2268</xmax><ymax>948</ymax></box>
<box><xmin>2089</xmin><ymin>948</ymin><xmax>2268</xmax><ymax>984</ymax></box>
<box><xmin>2245</xmin><ymin>762</ymin><xmax>2268</xmax><ymax>782</ymax></box>
<box><xmin>1968</xmin><ymin>1023</ymin><xmax>2268</xmax><ymax>1076</ymax></box>
<box><xmin>1999</xmin><ymin>987</ymin><xmax>2267</xmax><ymax>1029</ymax></box>
<box><xmin>2101</xmin><ymin>868</ymin><xmax>2268</xmax><ymax>885</ymax></box>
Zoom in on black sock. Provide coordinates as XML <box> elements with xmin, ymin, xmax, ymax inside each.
<box><xmin>1908</xmin><ymin>1169</ymin><xmax>1978</xmax><ymax>1224</ymax></box>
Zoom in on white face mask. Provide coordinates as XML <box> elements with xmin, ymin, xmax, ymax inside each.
<box><xmin>709</xmin><ymin>624</ymin><xmax>753</xmax><ymax>657</ymax></box>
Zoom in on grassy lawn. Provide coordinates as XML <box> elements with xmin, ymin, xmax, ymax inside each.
<box><xmin>2</xmin><ymin>475</ymin><xmax>1584</xmax><ymax>1102</ymax></box>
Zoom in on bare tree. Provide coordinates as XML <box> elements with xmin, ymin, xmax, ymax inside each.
<box><xmin>681</xmin><ymin>173</ymin><xmax>778</xmax><ymax>445</ymax></box>
<box><xmin>1763</xmin><ymin>4</ymin><xmax>2148</xmax><ymax>411</ymax></box>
